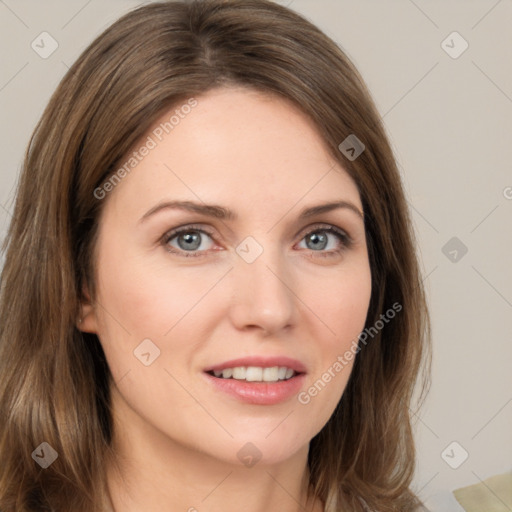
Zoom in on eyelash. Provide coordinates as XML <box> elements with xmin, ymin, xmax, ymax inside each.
<box><xmin>162</xmin><ymin>223</ymin><xmax>352</xmax><ymax>259</ymax></box>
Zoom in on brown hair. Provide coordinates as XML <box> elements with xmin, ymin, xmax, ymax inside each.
<box><xmin>0</xmin><ymin>1</ymin><xmax>431</xmax><ymax>510</ymax></box>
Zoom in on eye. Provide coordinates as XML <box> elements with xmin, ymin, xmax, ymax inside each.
<box><xmin>163</xmin><ymin>225</ymin><xmax>216</xmax><ymax>257</ymax></box>
<box><xmin>162</xmin><ymin>223</ymin><xmax>352</xmax><ymax>259</ymax></box>
<box><xmin>296</xmin><ymin>225</ymin><xmax>351</xmax><ymax>257</ymax></box>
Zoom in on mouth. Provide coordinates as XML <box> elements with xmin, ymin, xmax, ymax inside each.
<box><xmin>206</xmin><ymin>366</ymin><xmax>299</xmax><ymax>382</ymax></box>
<box><xmin>203</xmin><ymin>357</ymin><xmax>306</xmax><ymax>405</ymax></box>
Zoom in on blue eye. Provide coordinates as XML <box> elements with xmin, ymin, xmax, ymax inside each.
<box><xmin>164</xmin><ymin>226</ymin><xmax>215</xmax><ymax>257</ymax></box>
<box><xmin>162</xmin><ymin>224</ymin><xmax>351</xmax><ymax>258</ymax></box>
<box><xmin>297</xmin><ymin>226</ymin><xmax>351</xmax><ymax>256</ymax></box>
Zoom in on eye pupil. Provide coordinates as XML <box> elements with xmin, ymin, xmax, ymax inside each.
<box><xmin>307</xmin><ymin>232</ymin><xmax>328</xmax><ymax>250</ymax></box>
<box><xmin>178</xmin><ymin>231</ymin><xmax>202</xmax><ymax>250</ymax></box>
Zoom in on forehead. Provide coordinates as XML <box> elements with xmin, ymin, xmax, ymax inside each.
<box><xmin>104</xmin><ymin>86</ymin><xmax>362</xmax><ymax>220</ymax></box>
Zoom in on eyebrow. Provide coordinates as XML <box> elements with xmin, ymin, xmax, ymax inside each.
<box><xmin>139</xmin><ymin>199</ymin><xmax>364</xmax><ymax>223</ymax></box>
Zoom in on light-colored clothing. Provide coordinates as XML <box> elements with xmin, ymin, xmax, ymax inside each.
<box><xmin>423</xmin><ymin>472</ymin><xmax>512</xmax><ymax>512</ymax></box>
<box><xmin>453</xmin><ymin>472</ymin><xmax>512</xmax><ymax>512</ymax></box>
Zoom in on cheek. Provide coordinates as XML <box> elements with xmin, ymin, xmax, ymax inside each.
<box><xmin>93</xmin><ymin>242</ymin><xmax>229</xmax><ymax>381</ymax></box>
<box><xmin>296</xmin><ymin>259</ymin><xmax>371</xmax><ymax>416</ymax></box>
<box><xmin>309</xmin><ymin>258</ymin><xmax>372</xmax><ymax>349</ymax></box>
<box><xmin>96</xmin><ymin>246</ymin><xmax>216</xmax><ymax>336</ymax></box>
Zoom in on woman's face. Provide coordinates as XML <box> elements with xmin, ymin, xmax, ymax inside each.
<box><xmin>83</xmin><ymin>87</ymin><xmax>372</xmax><ymax>466</ymax></box>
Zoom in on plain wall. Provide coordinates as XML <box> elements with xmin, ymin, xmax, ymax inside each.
<box><xmin>1</xmin><ymin>0</ymin><xmax>511</xmax><ymax>507</ymax></box>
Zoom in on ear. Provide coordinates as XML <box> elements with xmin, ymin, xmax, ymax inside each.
<box><xmin>76</xmin><ymin>283</ymin><xmax>99</xmax><ymax>333</ymax></box>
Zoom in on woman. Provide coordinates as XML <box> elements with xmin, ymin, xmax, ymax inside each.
<box><xmin>0</xmin><ymin>1</ymin><xmax>431</xmax><ymax>510</ymax></box>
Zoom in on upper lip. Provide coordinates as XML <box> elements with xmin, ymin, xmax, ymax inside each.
<box><xmin>204</xmin><ymin>356</ymin><xmax>307</xmax><ymax>374</ymax></box>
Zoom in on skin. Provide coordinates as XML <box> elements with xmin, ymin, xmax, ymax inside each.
<box><xmin>79</xmin><ymin>86</ymin><xmax>372</xmax><ymax>512</ymax></box>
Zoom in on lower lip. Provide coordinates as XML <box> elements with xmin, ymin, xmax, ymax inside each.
<box><xmin>204</xmin><ymin>372</ymin><xmax>305</xmax><ymax>405</ymax></box>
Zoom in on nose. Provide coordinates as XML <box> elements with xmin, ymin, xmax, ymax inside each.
<box><xmin>228</xmin><ymin>245</ymin><xmax>297</xmax><ymax>336</ymax></box>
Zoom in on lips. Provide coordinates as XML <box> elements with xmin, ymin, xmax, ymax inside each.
<box><xmin>203</xmin><ymin>356</ymin><xmax>306</xmax><ymax>405</ymax></box>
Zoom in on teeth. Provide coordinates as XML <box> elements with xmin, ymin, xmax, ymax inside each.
<box><xmin>222</xmin><ymin>368</ymin><xmax>233</xmax><ymax>379</ymax></box>
<box><xmin>233</xmin><ymin>366</ymin><xmax>246</xmax><ymax>379</ymax></box>
<box><xmin>211</xmin><ymin>366</ymin><xmax>297</xmax><ymax>382</ymax></box>
<box><xmin>245</xmin><ymin>367</ymin><xmax>263</xmax><ymax>381</ymax></box>
<box><xmin>262</xmin><ymin>367</ymin><xmax>279</xmax><ymax>382</ymax></box>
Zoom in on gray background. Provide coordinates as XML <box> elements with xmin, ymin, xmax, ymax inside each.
<box><xmin>1</xmin><ymin>0</ymin><xmax>511</xmax><ymax>507</ymax></box>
